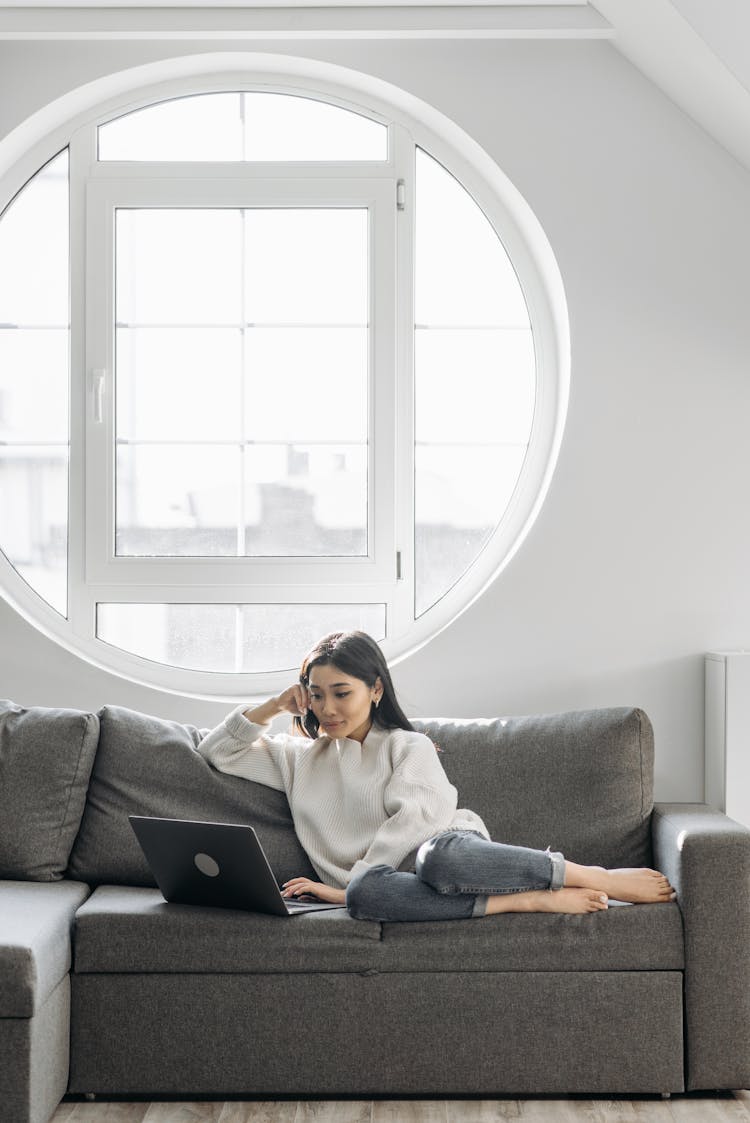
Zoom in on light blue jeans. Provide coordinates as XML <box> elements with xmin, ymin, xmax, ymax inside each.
<box><xmin>346</xmin><ymin>830</ymin><xmax>566</xmax><ymax>922</ymax></box>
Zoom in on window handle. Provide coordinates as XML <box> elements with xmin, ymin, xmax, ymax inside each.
<box><xmin>91</xmin><ymin>369</ymin><xmax>105</xmax><ymax>423</ymax></box>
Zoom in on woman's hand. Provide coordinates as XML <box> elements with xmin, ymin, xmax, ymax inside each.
<box><xmin>242</xmin><ymin>683</ymin><xmax>309</xmax><ymax>726</ymax></box>
<box><xmin>275</xmin><ymin>683</ymin><xmax>310</xmax><ymax>718</ymax></box>
<box><xmin>281</xmin><ymin>877</ymin><xmax>346</xmax><ymax>905</ymax></box>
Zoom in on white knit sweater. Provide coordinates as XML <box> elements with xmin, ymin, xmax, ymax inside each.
<box><xmin>196</xmin><ymin>706</ymin><xmax>489</xmax><ymax>889</ymax></box>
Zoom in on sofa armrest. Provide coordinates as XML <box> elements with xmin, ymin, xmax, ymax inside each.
<box><xmin>0</xmin><ymin>880</ymin><xmax>91</xmax><ymax>1018</ymax></box>
<box><xmin>652</xmin><ymin>802</ymin><xmax>750</xmax><ymax>1091</ymax></box>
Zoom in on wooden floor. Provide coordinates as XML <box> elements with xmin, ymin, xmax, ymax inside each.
<box><xmin>50</xmin><ymin>1092</ymin><xmax>750</xmax><ymax>1123</ymax></box>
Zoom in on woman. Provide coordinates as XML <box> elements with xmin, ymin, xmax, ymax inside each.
<box><xmin>196</xmin><ymin>630</ymin><xmax>675</xmax><ymax>921</ymax></box>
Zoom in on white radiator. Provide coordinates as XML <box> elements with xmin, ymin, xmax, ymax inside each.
<box><xmin>705</xmin><ymin>651</ymin><xmax>750</xmax><ymax>828</ymax></box>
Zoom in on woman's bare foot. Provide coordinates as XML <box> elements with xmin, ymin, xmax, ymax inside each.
<box><xmin>600</xmin><ymin>868</ymin><xmax>674</xmax><ymax>903</ymax></box>
<box><xmin>565</xmin><ymin>862</ymin><xmax>675</xmax><ymax>904</ymax></box>
<box><xmin>485</xmin><ymin>887</ymin><xmax>609</xmax><ymax>916</ymax></box>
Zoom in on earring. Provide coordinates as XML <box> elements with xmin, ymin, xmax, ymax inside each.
<box><xmin>374</xmin><ymin>697</ymin><xmax>380</xmax><ymax>708</ymax></box>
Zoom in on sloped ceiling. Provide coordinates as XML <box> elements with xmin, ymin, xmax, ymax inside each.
<box><xmin>593</xmin><ymin>0</ymin><xmax>750</xmax><ymax>172</ymax></box>
<box><xmin>0</xmin><ymin>0</ymin><xmax>748</xmax><ymax>172</ymax></box>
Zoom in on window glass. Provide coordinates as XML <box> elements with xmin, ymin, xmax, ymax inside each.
<box><xmin>98</xmin><ymin>92</ymin><xmax>388</xmax><ymax>162</ymax></box>
<box><xmin>0</xmin><ymin>151</ymin><xmax>69</xmax><ymax>615</ymax></box>
<box><xmin>243</xmin><ymin>443</ymin><xmax>367</xmax><ymax>558</ymax></box>
<box><xmin>116</xmin><ymin>444</ymin><xmax>241</xmax><ymax>557</ymax></box>
<box><xmin>116</xmin><ymin>208</ymin><xmax>243</xmax><ymax>325</ymax></box>
<box><xmin>115</xmin><ymin>207</ymin><xmax>369</xmax><ymax>558</ymax></box>
<box><xmin>0</xmin><ymin>152</ymin><xmax>69</xmax><ymax>324</ymax></box>
<box><xmin>243</xmin><ymin>93</ymin><xmax>388</xmax><ymax>161</ymax></box>
<box><xmin>414</xmin><ymin>149</ymin><xmax>535</xmax><ymax>616</ymax></box>
<box><xmin>244</xmin><ymin>209</ymin><xmax>368</xmax><ymax>324</ymax></box>
<box><xmin>116</xmin><ymin>326</ymin><xmax>243</xmax><ymax>443</ymax></box>
<box><xmin>96</xmin><ymin>602</ymin><xmax>386</xmax><ymax>672</ymax></box>
<box><xmin>415</xmin><ymin>149</ymin><xmax>529</xmax><ymax>329</ymax></box>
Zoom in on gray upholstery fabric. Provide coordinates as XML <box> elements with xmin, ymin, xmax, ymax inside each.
<box><xmin>414</xmin><ymin>707</ymin><xmax>654</xmax><ymax>868</ymax></box>
<box><xmin>73</xmin><ymin>885</ymin><xmax>378</xmax><ymax>974</ymax></box>
<box><xmin>69</xmin><ymin>970</ymin><xmax>684</xmax><ymax>1095</ymax></box>
<box><xmin>0</xmin><ymin>700</ymin><xmax>99</xmax><ymax>880</ymax></box>
<box><xmin>72</xmin><ymin>886</ymin><xmax>683</xmax><ymax>976</ymax></box>
<box><xmin>379</xmin><ymin>902</ymin><xmax>684</xmax><ymax>972</ymax></box>
<box><xmin>0</xmin><ymin>880</ymin><xmax>90</xmax><ymax>1017</ymax></box>
<box><xmin>652</xmin><ymin>802</ymin><xmax>750</xmax><ymax>1091</ymax></box>
<box><xmin>67</xmin><ymin>705</ymin><xmax>316</xmax><ymax>887</ymax></box>
<box><xmin>0</xmin><ymin>975</ymin><xmax>70</xmax><ymax>1123</ymax></box>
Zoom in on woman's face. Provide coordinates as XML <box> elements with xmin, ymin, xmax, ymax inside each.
<box><xmin>307</xmin><ymin>662</ymin><xmax>382</xmax><ymax>743</ymax></box>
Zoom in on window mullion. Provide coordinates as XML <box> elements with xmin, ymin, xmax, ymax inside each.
<box><xmin>83</xmin><ymin>166</ymin><xmax>118</xmax><ymax>600</ymax></box>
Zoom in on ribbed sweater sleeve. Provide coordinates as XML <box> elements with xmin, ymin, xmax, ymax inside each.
<box><xmin>194</xmin><ymin>704</ymin><xmax>291</xmax><ymax>791</ymax></box>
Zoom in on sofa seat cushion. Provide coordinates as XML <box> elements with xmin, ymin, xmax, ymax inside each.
<box><xmin>73</xmin><ymin>888</ymin><xmax>684</xmax><ymax>979</ymax></box>
<box><xmin>0</xmin><ymin>700</ymin><xmax>99</xmax><ymax>880</ymax></box>
<box><xmin>67</xmin><ymin>705</ymin><xmax>316</xmax><ymax>888</ymax></box>
<box><xmin>379</xmin><ymin>902</ymin><xmax>685</xmax><ymax>973</ymax></box>
<box><xmin>73</xmin><ymin>886</ymin><xmax>381</xmax><ymax>975</ymax></box>
<box><xmin>414</xmin><ymin>708</ymin><xmax>654</xmax><ymax>869</ymax></box>
<box><xmin>0</xmin><ymin>880</ymin><xmax>91</xmax><ymax>1016</ymax></box>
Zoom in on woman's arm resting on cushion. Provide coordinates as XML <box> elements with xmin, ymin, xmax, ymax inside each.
<box><xmin>195</xmin><ymin>685</ymin><xmax>309</xmax><ymax>789</ymax></box>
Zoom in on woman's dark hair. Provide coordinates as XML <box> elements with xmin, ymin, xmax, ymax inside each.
<box><xmin>293</xmin><ymin>630</ymin><xmax>414</xmax><ymax>739</ymax></box>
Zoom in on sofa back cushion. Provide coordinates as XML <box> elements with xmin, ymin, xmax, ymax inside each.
<box><xmin>67</xmin><ymin>706</ymin><xmax>316</xmax><ymax>887</ymax></box>
<box><xmin>0</xmin><ymin>700</ymin><xmax>100</xmax><ymax>880</ymax></box>
<box><xmin>413</xmin><ymin>707</ymin><xmax>654</xmax><ymax>868</ymax></box>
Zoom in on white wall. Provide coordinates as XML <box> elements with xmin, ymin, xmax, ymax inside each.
<box><xmin>2</xmin><ymin>37</ymin><xmax>750</xmax><ymax>801</ymax></box>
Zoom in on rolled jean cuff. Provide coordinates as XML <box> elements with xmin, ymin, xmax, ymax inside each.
<box><xmin>548</xmin><ymin>849</ymin><xmax>566</xmax><ymax>890</ymax></box>
<box><xmin>471</xmin><ymin>894</ymin><xmax>488</xmax><ymax>918</ymax></box>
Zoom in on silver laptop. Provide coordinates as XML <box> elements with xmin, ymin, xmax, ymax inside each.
<box><xmin>129</xmin><ymin>815</ymin><xmax>344</xmax><ymax>916</ymax></box>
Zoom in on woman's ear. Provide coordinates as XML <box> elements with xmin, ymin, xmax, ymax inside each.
<box><xmin>373</xmin><ymin>676</ymin><xmax>384</xmax><ymax>707</ymax></box>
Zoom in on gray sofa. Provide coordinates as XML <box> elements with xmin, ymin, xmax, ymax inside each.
<box><xmin>1</xmin><ymin>699</ymin><xmax>748</xmax><ymax>1123</ymax></box>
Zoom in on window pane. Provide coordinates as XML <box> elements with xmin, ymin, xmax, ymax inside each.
<box><xmin>244</xmin><ymin>444</ymin><xmax>367</xmax><ymax>557</ymax></box>
<box><xmin>116</xmin><ymin>327</ymin><xmax>242</xmax><ymax>442</ymax></box>
<box><xmin>115</xmin><ymin>440</ymin><xmax>367</xmax><ymax>558</ymax></box>
<box><xmin>415</xmin><ymin>328</ymin><xmax>535</xmax><ymax>444</ymax></box>
<box><xmin>115</xmin><ymin>207</ymin><xmax>370</xmax><ymax>559</ymax></box>
<box><xmin>244</xmin><ymin>209</ymin><xmax>367</xmax><ymax>325</ymax></box>
<box><xmin>0</xmin><ymin>151</ymin><xmax>69</xmax><ymax>326</ymax></box>
<box><xmin>243</xmin><ymin>93</ymin><xmax>387</xmax><ymax>161</ymax></box>
<box><xmin>116</xmin><ymin>445</ymin><xmax>240</xmax><ymax>556</ymax></box>
<box><xmin>0</xmin><ymin>447</ymin><xmax>68</xmax><ymax>615</ymax></box>
<box><xmin>245</xmin><ymin>327</ymin><xmax>367</xmax><ymax>443</ymax></box>
<box><xmin>0</xmin><ymin>329</ymin><xmax>69</xmax><ymax>441</ymax></box>
<box><xmin>98</xmin><ymin>603</ymin><xmax>237</xmax><ymax>672</ymax></box>
<box><xmin>99</xmin><ymin>94</ymin><xmax>244</xmax><ymax>161</ymax></box>
<box><xmin>415</xmin><ymin>444</ymin><xmax>527</xmax><ymax>617</ymax></box>
<box><xmin>240</xmin><ymin>604</ymin><xmax>386</xmax><ymax>671</ymax></box>
<box><xmin>414</xmin><ymin>147</ymin><xmax>536</xmax><ymax>617</ymax></box>
<box><xmin>116</xmin><ymin>209</ymin><xmax>243</xmax><ymax>325</ymax></box>
<box><xmin>415</xmin><ymin>148</ymin><xmax>530</xmax><ymax>328</ymax></box>
<box><xmin>98</xmin><ymin>92</ymin><xmax>387</xmax><ymax>163</ymax></box>
<box><xmin>0</xmin><ymin>150</ymin><xmax>68</xmax><ymax>616</ymax></box>
<box><xmin>96</xmin><ymin>602</ymin><xmax>386</xmax><ymax>673</ymax></box>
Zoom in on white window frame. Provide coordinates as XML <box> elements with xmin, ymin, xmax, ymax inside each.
<box><xmin>0</xmin><ymin>65</ymin><xmax>569</xmax><ymax>700</ymax></box>
<box><xmin>83</xmin><ymin>176</ymin><xmax>398</xmax><ymax>589</ymax></box>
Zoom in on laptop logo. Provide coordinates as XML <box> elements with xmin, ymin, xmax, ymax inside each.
<box><xmin>194</xmin><ymin>852</ymin><xmax>220</xmax><ymax>878</ymax></box>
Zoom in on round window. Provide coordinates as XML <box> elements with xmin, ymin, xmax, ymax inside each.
<box><xmin>0</xmin><ymin>66</ymin><xmax>568</xmax><ymax>697</ymax></box>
